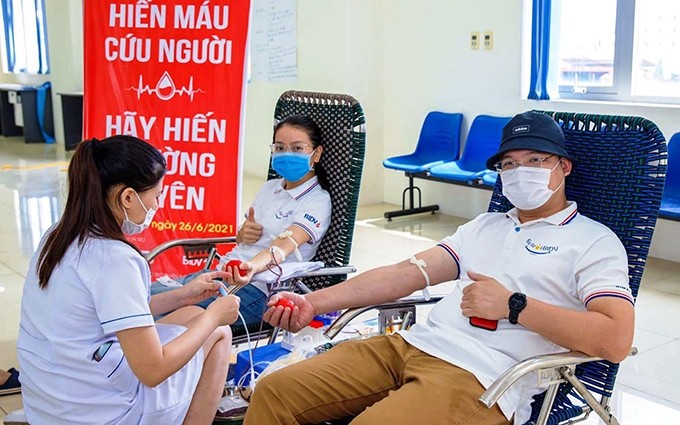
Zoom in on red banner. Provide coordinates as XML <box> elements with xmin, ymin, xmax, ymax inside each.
<box><xmin>83</xmin><ymin>0</ymin><xmax>250</xmax><ymax>279</ymax></box>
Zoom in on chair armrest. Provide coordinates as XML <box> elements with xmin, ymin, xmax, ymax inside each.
<box><xmin>301</xmin><ymin>266</ymin><xmax>357</xmax><ymax>277</ymax></box>
<box><xmin>227</xmin><ymin>266</ymin><xmax>359</xmax><ymax>296</ymax></box>
<box><xmin>323</xmin><ymin>295</ymin><xmax>444</xmax><ymax>340</ymax></box>
<box><xmin>144</xmin><ymin>236</ymin><xmax>237</xmax><ymax>262</ymax></box>
<box><xmin>479</xmin><ymin>347</ymin><xmax>638</xmax><ymax>408</ymax></box>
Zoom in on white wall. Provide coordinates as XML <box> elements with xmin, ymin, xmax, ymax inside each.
<box><xmin>243</xmin><ymin>0</ymin><xmax>385</xmax><ymax>205</ymax></box>
<box><xmin>2</xmin><ymin>0</ymin><xmax>679</xmax><ymax>260</ymax></box>
<box><xmin>381</xmin><ymin>0</ymin><xmax>525</xmax><ymax>217</ymax></box>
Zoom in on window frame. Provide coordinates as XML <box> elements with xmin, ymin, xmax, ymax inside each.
<box><xmin>549</xmin><ymin>0</ymin><xmax>680</xmax><ymax>105</ymax></box>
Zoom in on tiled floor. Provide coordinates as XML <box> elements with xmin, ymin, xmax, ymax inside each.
<box><xmin>1</xmin><ymin>137</ymin><xmax>680</xmax><ymax>424</ymax></box>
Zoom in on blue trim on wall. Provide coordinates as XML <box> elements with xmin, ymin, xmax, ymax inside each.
<box><xmin>34</xmin><ymin>0</ymin><xmax>49</xmax><ymax>73</ymax></box>
<box><xmin>1</xmin><ymin>0</ymin><xmax>16</xmax><ymax>72</ymax></box>
<box><xmin>1</xmin><ymin>0</ymin><xmax>49</xmax><ymax>74</ymax></box>
<box><xmin>528</xmin><ymin>0</ymin><xmax>552</xmax><ymax>100</ymax></box>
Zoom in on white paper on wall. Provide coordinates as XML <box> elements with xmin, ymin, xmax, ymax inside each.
<box><xmin>250</xmin><ymin>0</ymin><xmax>298</xmax><ymax>83</ymax></box>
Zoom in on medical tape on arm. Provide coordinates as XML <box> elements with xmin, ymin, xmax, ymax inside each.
<box><xmin>410</xmin><ymin>256</ymin><xmax>431</xmax><ymax>301</ymax></box>
<box><xmin>270</xmin><ymin>230</ymin><xmax>303</xmax><ymax>261</ymax></box>
<box><xmin>268</xmin><ymin>245</ymin><xmax>286</xmax><ymax>262</ymax></box>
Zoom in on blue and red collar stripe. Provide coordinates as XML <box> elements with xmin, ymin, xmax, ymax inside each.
<box><xmin>294</xmin><ymin>181</ymin><xmax>320</xmax><ymax>200</ymax></box>
<box><xmin>559</xmin><ymin>209</ymin><xmax>578</xmax><ymax>226</ymax></box>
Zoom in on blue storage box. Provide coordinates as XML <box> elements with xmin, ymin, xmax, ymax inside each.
<box><xmin>233</xmin><ymin>342</ymin><xmax>290</xmax><ymax>386</ymax></box>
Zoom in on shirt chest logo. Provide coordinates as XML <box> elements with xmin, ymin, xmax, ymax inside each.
<box><xmin>525</xmin><ymin>238</ymin><xmax>559</xmax><ymax>255</ymax></box>
<box><xmin>275</xmin><ymin>209</ymin><xmax>294</xmax><ymax>219</ymax></box>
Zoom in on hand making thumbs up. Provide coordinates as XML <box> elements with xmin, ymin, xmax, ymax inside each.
<box><xmin>236</xmin><ymin>207</ymin><xmax>263</xmax><ymax>244</ymax></box>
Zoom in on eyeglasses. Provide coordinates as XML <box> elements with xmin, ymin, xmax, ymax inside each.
<box><xmin>271</xmin><ymin>143</ymin><xmax>313</xmax><ymax>154</ymax></box>
<box><xmin>494</xmin><ymin>154</ymin><xmax>557</xmax><ymax>172</ymax></box>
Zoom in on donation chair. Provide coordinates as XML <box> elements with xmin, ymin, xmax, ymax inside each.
<box><xmin>659</xmin><ymin>132</ymin><xmax>680</xmax><ymax>220</ymax></box>
<box><xmin>147</xmin><ymin>90</ymin><xmax>366</xmax><ymax>343</ymax></box>
<box><xmin>324</xmin><ymin>111</ymin><xmax>667</xmax><ymax>425</ymax></box>
<box><xmin>383</xmin><ymin>111</ymin><xmax>463</xmax><ymax>220</ymax></box>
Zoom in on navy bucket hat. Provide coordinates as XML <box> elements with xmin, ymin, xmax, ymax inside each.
<box><xmin>486</xmin><ymin>111</ymin><xmax>575</xmax><ymax>170</ymax></box>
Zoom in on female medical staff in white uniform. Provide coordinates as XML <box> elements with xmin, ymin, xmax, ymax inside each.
<box><xmin>18</xmin><ymin>135</ymin><xmax>241</xmax><ymax>425</ymax></box>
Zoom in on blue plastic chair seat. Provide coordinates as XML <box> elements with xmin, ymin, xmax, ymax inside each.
<box><xmin>660</xmin><ymin>133</ymin><xmax>680</xmax><ymax>220</ymax></box>
<box><xmin>660</xmin><ymin>197</ymin><xmax>680</xmax><ymax>219</ymax></box>
<box><xmin>383</xmin><ymin>155</ymin><xmax>445</xmax><ymax>173</ymax></box>
<box><xmin>428</xmin><ymin>161</ymin><xmax>480</xmax><ymax>182</ymax></box>
<box><xmin>427</xmin><ymin>115</ymin><xmax>510</xmax><ymax>184</ymax></box>
<box><xmin>383</xmin><ymin>112</ymin><xmax>463</xmax><ymax>173</ymax></box>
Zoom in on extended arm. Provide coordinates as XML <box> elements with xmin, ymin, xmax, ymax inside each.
<box><xmin>149</xmin><ymin>271</ymin><xmax>227</xmax><ymax>316</ymax></box>
<box><xmin>266</xmin><ymin>245</ymin><xmax>460</xmax><ymax>332</ymax></box>
<box><xmin>227</xmin><ymin>181</ymin><xmax>331</xmax><ymax>285</ymax></box>
<box><xmin>309</xmin><ymin>246</ymin><xmax>457</xmax><ymax>313</ymax></box>
<box><xmin>225</xmin><ymin>224</ymin><xmax>315</xmax><ymax>285</ymax></box>
<box><xmin>228</xmin><ymin>198</ymin><xmax>327</xmax><ymax>284</ymax></box>
<box><xmin>149</xmin><ymin>289</ymin><xmax>189</xmax><ymax>317</ymax></box>
<box><xmin>248</xmin><ymin>225</ymin><xmax>311</xmax><ymax>273</ymax></box>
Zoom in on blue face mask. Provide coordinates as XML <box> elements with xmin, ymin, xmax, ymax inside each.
<box><xmin>272</xmin><ymin>152</ymin><xmax>313</xmax><ymax>182</ymax></box>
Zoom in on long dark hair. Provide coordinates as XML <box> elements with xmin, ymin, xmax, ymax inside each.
<box><xmin>37</xmin><ymin>135</ymin><xmax>166</xmax><ymax>288</ymax></box>
<box><xmin>274</xmin><ymin>115</ymin><xmax>330</xmax><ymax>192</ymax></box>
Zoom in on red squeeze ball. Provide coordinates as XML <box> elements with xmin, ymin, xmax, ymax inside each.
<box><xmin>275</xmin><ymin>299</ymin><xmax>295</xmax><ymax>309</ymax></box>
<box><xmin>226</xmin><ymin>260</ymin><xmax>247</xmax><ymax>277</ymax></box>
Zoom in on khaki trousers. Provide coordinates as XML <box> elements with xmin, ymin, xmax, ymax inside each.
<box><xmin>243</xmin><ymin>334</ymin><xmax>511</xmax><ymax>425</ymax></box>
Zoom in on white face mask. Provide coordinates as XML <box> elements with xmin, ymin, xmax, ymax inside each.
<box><xmin>121</xmin><ymin>191</ymin><xmax>157</xmax><ymax>235</ymax></box>
<box><xmin>501</xmin><ymin>161</ymin><xmax>564</xmax><ymax>210</ymax></box>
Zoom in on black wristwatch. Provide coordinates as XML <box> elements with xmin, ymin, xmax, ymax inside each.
<box><xmin>508</xmin><ymin>292</ymin><xmax>527</xmax><ymax>325</ymax></box>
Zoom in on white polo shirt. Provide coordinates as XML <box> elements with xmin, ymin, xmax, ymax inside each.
<box><xmin>18</xmin><ymin>235</ymin><xmax>201</xmax><ymax>424</ymax></box>
<box><xmin>400</xmin><ymin>202</ymin><xmax>632</xmax><ymax>424</ymax></box>
<box><xmin>226</xmin><ymin>176</ymin><xmax>331</xmax><ymax>293</ymax></box>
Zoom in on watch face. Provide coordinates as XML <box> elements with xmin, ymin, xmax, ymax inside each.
<box><xmin>510</xmin><ymin>293</ymin><xmax>526</xmax><ymax>309</ymax></box>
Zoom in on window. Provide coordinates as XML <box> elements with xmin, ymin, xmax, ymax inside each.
<box><xmin>554</xmin><ymin>0</ymin><xmax>619</xmax><ymax>95</ymax></box>
<box><xmin>631</xmin><ymin>0</ymin><xmax>680</xmax><ymax>99</ymax></box>
<box><xmin>0</xmin><ymin>0</ymin><xmax>49</xmax><ymax>74</ymax></box>
<box><xmin>531</xmin><ymin>0</ymin><xmax>680</xmax><ymax>103</ymax></box>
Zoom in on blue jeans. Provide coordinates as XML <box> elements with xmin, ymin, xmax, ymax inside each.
<box><xmin>150</xmin><ymin>271</ymin><xmax>268</xmax><ymax>327</ymax></box>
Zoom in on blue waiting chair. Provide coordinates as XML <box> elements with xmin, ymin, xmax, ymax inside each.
<box><xmin>428</xmin><ymin>114</ymin><xmax>510</xmax><ymax>184</ymax></box>
<box><xmin>383</xmin><ymin>111</ymin><xmax>463</xmax><ymax>221</ymax></box>
<box><xmin>660</xmin><ymin>132</ymin><xmax>680</xmax><ymax>220</ymax></box>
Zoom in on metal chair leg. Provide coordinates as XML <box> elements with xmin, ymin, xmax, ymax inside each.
<box><xmin>384</xmin><ymin>173</ymin><xmax>439</xmax><ymax>220</ymax></box>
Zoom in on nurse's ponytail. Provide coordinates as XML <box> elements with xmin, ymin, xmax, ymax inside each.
<box><xmin>37</xmin><ymin>136</ymin><xmax>166</xmax><ymax>288</ymax></box>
